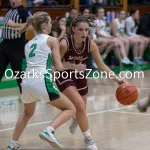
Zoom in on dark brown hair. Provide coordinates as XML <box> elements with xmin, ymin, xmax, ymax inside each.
<box><xmin>71</xmin><ymin>15</ymin><xmax>96</xmax><ymax>28</ymax></box>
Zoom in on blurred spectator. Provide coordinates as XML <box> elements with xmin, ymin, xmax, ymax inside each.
<box><xmin>66</xmin><ymin>7</ymin><xmax>79</xmax><ymax>35</ymax></box>
<box><xmin>111</xmin><ymin>10</ymin><xmax>137</xmax><ymax>64</ymax></box>
<box><xmin>33</xmin><ymin>0</ymin><xmax>46</xmax><ymax>6</ymax></box>
<box><xmin>108</xmin><ymin>0</ymin><xmax>120</xmax><ymax>5</ymax></box>
<box><xmin>125</xmin><ymin>8</ymin><xmax>140</xmax><ymax>37</ymax></box>
<box><xmin>67</xmin><ymin>7</ymin><xmax>79</xmax><ymax>26</ymax></box>
<box><xmin>95</xmin><ymin>7</ymin><xmax>133</xmax><ymax>66</ymax></box>
<box><xmin>26</xmin><ymin>0</ymin><xmax>47</xmax><ymax>7</ymax></box>
<box><xmin>31</xmin><ymin>0</ymin><xmax>59</xmax><ymax>6</ymax></box>
<box><xmin>82</xmin><ymin>8</ymin><xmax>91</xmax><ymax>16</ymax></box>
<box><xmin>93</xmin><ymin>0</ymin><xmax>107</xmax><ymax>6</ymax></box>
<box><xmin>51</xmin><ymin>16</ymin><xmax>67</xmax><ymax>41</ymax></box>
<box><xmin>126</xmin><ymin>8</ymin><xmax>149</xmax><ymax>64</ymax></box>
<box><xmin>80</xmin><ymin>0</ymin><xmax>107</xmax><ymax>8</ymax></box>
<box><xmin>137</xmin><ymin>12</ymin><xmax>150</xmax><ymax>37</ymax></box>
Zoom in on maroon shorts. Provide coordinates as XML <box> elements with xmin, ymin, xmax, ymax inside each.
<box><xmin>55</xmin><ymin>72</ymin><xmax>88</xmax><ymax>96</ymax></box>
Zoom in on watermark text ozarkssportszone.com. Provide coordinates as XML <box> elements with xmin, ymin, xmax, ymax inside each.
<box><xmin>5</xmin><ymin>69</ymin><xmax>144</xmax><ymax>81</ymax></box>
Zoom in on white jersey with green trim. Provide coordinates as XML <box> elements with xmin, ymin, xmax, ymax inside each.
<box><xmin>25</xmin><ymin>34</ymin><xmax>52</xmax><ymax>74</ymax></box>
<box><xmin>94</xmin><ymin>18</ymin><xmax>107</xmax><ymax>36</ymax></box>
<box><xmin>125</xmin><ymin>16</ymin><xmax>139</xmax><ymax>37</ymax></box>
<box><xmin>114</xmin><ymin>18</ymin><xmax>125</xmax><ymax>36</ymax></box>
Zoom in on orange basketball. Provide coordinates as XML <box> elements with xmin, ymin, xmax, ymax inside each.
<box><xmin>116</xmin><ymin>83</ymin><xmax>138</xmax><ymax>105</ymax></box>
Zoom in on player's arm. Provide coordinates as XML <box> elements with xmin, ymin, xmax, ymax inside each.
<box><xmin>7</xmin><ymin>7</ymin><xmax>31</xmax><ymax>28</ymax></box>
<box><xmin>47</xmin><ymin>37</ymin><xmax>64</xmax><ymax>71</ymax></box>
<box><xmin>111</xmin><ymin>20</ymin><xmax>119</xmax><ymax>37</ymax></box>
<box><xmin>59</xmin><ymin>39</ymin><xmax>75</xmax><ymax>70</ymax></box>
<box><xmin>59</xmin><ymin>39</ymin><xmax>67</xmax><ymax>58</ymax></box>
<box><xmin>95</xmin><ymin>26</ymin><xmax>113</xmax><ymax>38</ymax></box>
<box><xmin>90</xmin><ymin>40</ymin><xmax>124</xmax><ymax>85</ymax></box>
<box><xmin>7</xmin><ymin>20</ymin><xmax>27</xmax><ymax>28</ymax></box>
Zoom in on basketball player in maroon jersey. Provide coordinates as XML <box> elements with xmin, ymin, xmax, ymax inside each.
<box><xmin>56</xmin><ymin>16</ymin><xmax>125</xmax><ymax>150</ymax></box>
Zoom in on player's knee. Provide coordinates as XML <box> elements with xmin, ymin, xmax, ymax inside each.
<box><xmin>102</xmin><ymin>44</ymin><xmax>107</xmax><ymax>47</ymax></box>
<box><xmin>132</xmin><ymin>40</ymin><xmax>138</xmax><ymax>46</ymax></box>
<box><xmin>114</xmin><ymin>42</ymin><xmax>119</xmax><ymax>48</ymax></box>
<box><xmin>144</xmin><ymin>38</ymin><xmax>149</xmax><ymax>44</ymax></box>
<box><xmin>69</xmin><ymin>104</ymin><xmax>76</xmax><ymax>115</ymax></box>
<box><xmin>145</xmin><ymin>39</ymin><xmax>149</xmax><ymax>45</ymax></box>
<box><xmin>139</xmin><ymin>40</ymin><xmax>145</xmax><ymax>45</ymax></box>
<box><xmin>125</xmin><ymin>40</ymin><xmax>130</xmax><ymax>46</ymax></box>
<box><xmin>61</xmin><ymin>102</ymin><xmax>76</xmax><ymax>115</ymax></box>
<box><xmin>119</xmin><ymin>41</ymin><xmax>124</xmax><ymax>47</ymax></box>
<box><xmin>23</xmin><ymin>110</ymin><xmax>34</xmax><ymax>119</ymax></box>
<box><xmin>111</xmin><ymin>40</ymin><xmax>116</xmax><ymax>45</ymax></box>
<box><xmin>75</xmin><ymin>104</ymin><xmax>86</xmax><ymax>114</ymax></box>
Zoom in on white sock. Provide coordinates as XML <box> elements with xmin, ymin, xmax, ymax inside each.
<box><xmin>123</xmin><ymin>57</ymin><xmax>128</xmax><ymax>60</ymax></box>
<box><xmin>46</xmin><ymin>126</ymin><xmax>55</xmax><ymax>133</ymax></box>
<box><xmin>139</xmin><ymin>56</ymin><xmax>142</xmax><ymax>59</ymax></box>
<box><xmin>11</xmin><ymin>140</ymin><xmax>18</xmax><ymax>144</ymax></box>
<box><xmin>83</xmin><ymin>129</ymin><xmax>91</xmax><ymax>138</ymax></box>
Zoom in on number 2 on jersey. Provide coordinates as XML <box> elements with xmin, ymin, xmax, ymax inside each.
<box><xmin>29</xmin><ymin>44</ymin><xmax>37</xmax><ymax>57</ymax></box>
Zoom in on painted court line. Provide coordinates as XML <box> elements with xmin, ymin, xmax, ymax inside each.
<box><xmin>86</xmin><ymin>104</ymin><xmax>137</xmax><ymax>116</ymax></box>
<box><xmin>0</xmin><ymin>97</ymin><xmax>147</xmax><ymax>132</ymax></box>
<box><xmin>0</xmin><ymin>105</ymin><xmax>137</xmax><ymax>132</ymax></box>
<box><xmin>111</xmin><ymin>110</ymin><xmax>150</xmax><ymax>116</ymax></box>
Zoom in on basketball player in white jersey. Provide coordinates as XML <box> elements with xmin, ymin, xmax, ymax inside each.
<box><xmin>95</xmin><ymin>7</ymin><xmax>133</xmax><ymax>65</ymax></box>
<box><xmin>6</xmin><ymin>12</ymin><xmax>76</xmax><ymax>150</ymax></box>
<box><xmin>125</xmin><ymin>8</ymin><xmax>149</xmax><ymax>65</ymax></box>
<box><xmin>112</xmin><ymin>10</ymin><xmax>139</xmax><ymax>64</ymax></box>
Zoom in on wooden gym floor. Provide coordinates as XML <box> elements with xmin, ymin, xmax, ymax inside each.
<box><xmin>0</xmin><ymin>70</ymin><xmax>150</xmax><ymax>150</ymax></box>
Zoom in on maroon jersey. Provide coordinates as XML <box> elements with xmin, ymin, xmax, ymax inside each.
<box><xmin>56</xmin><ymin>35</ymin><xmax>90</xmax><ymax>95</ymax></box>
<box><xmin>61</xmin><ymin>34</ymin><xmax>91</xmax><ymax>64</ymax></box>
